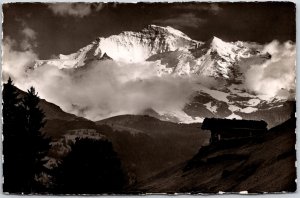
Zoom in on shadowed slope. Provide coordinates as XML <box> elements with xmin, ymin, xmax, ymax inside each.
<box><xmin>134</xmin><ymin>116</ymin><xmax>296</xmax><ymax>193</ymax></box>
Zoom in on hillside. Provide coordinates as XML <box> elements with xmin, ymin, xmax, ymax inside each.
<box><xmin>23</xmin><ymin>93</ymin><xmax>210</xmax><ymax>185</ymax></box>
<box><xmin>134</xmin><ymin>117</ymin><xmax>296</xmax><ymax>193</ymax></box>
<box><xmin>44</xmin><ymin>114</ymin><xmax>210</xmax><ymax>185</ymax></box>
<box><xmin>11</xmin><ymin>85</ymin><xmax>210</xmax><ymax>184</ymax></box>
<box><xmin>28</xmin><ymin>85</ymin><xmax>295</xmax><ymax>189</ymax></box>
<box><xmin>97</xmin><ymin>115</ymin><xmax>209</xmax><ymax>183</ymax></box>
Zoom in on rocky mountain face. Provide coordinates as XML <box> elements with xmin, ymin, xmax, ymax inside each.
<box><xmin>31</xmin><ymin>25</ymin><xmax>293</xmax><ymax>127</ymax></box>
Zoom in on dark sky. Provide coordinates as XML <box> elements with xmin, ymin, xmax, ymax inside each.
<box><xmin>3</xmin><ymin>2</ymin><xmax>296</xmax><ymax>59</ymax></box>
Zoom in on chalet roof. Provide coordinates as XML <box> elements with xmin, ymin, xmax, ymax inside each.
<box><xmin>201</xmin><ymin>118</ymin><xmax>267</xmax><ymax>131</ymax></box>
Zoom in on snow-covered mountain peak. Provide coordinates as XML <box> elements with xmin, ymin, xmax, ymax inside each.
<box><xmin>205</xmin><ymin>36</ymin><xmax>248</xmax><ymax>60</ymax></box>
<box><xmin>148</xmin><ymin>35</ymin><xmax>269</xmax><ymax>79</ymax></box>
<box><xmin>145</xmin><ymin>24</ymin><xmax>193</xmax><ymax>41</ymax></box>
<box><xmin>210</xmin><ymin>36</ymin><xmax>233</xmax><ymax>51</ymax></box>
<box><xmin>34</xmin><ymin>25</ymin><xmax>202</xmax><ymax>69</ymax></box>
<box><xmin>27</xmin><ymin>25</ymin><xmax>293</xmax><ymax>127</ymax></box>
<box><xmin>32</xmin><ymin>25</ymin><xmax>267</xmax><ymax>82</ymax></box>
<box><xmin>209</xmin><ymin>36</ymin><xmax>225</xmax><ymax>46</ymax></box>
<box><xmin>93</xmin><ymin>25</ymin><xmax>201</xmax><ymax>62</ymax></box>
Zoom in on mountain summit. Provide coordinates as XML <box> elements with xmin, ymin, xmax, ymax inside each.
<box><xmin>34</xmin><ymin>25</ymin><xmax>269</xmax><ymax>80</ymax></box>
<box><xmin>35</xmin><ymin>25</ymin><xmax>201</xmax><ymax>69</ymax></box>
<box><xmin>93</xmin><ymin>24</ymin><xmax>200</xmax><ymax>62</ymax></box>
<box><xmin>31</xmin><ymin>25</ymin><xmax>292</xmax><ymax>126</ymax></box>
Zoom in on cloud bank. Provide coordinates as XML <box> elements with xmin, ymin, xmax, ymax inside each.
<box><xmin>245</xmin><ymin>40</ymin><xmax>296</xmax><ymax>99</ymax></box>
<box><xmin>3</xmin><ymin>36</ymin><xmax>295</xmax><ymax>121</ymax></box>
<box><xmin>5</xmin><ymin>58</ymin><xmax>198</xmax><ymax>121</ymax></box>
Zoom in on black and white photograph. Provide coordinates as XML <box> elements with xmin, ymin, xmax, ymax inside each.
<box><xmin>1</xmin><ymin>1</ymin><xmax>297</xmax><ymax>195</ymax></box>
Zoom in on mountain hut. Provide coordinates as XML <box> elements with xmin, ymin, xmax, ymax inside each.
<box><xmin>201</xmin><ymin>118</ymin><xmax>268</xmax><ymax>144</ymax></box>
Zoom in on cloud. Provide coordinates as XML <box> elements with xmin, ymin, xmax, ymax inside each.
<box><xmin>11</xmin><ymin>60</ymin><xmax>200</xmax><ymax>121</ymax></box>
<box><xmin>175</xmin><ymin>3</ymin><xmax>222</xmax><ymax>14</ymax></box>
<box><xmin>2</xmin><ymin>20</ymin><xmax>39</xmax><ymax>80</ymax></box>
<box><xmin>14</xmin><ymin>18</ymin><xmax>39</xmax><ymax>51</ymax></box>
<box><xmin>153</xmin><ymin>13</ymin><xmax>206</xmax><ymax>29</ymax></box>
<box><xmin>20</xmin><ymin>26</ymin><xmax>38</xmax><ymax>50</ymax></box>
<box><xmin>245</xmin><ymin>40</ymin><xmax>296</xmax><ymax>99</ymax></box>
<box><xmin>2</xmin><ymin>37</ymin><xmax>38</xmax><ymax>82</ymax></box>
<box><xmin>94</xmin><ymin>4</ymin><xmax>104</xmax><ymax>11</ymax></box>
<box><xmin>21</xmin><ymin>27</ymin><xmax>37</xmax><ymax>40</ymax></box>
<box><xmin>48</xmin><ymin>3</ymin><xmax>103</xmax><ymax>18</ymax></box>
<box><xmin>208</xmin><ymin>4</ymin><xmax>222</xmax><ymax>15</ymax></box>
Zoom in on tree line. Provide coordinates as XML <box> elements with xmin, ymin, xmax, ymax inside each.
<box><xmin>2</xmin><ymin>78</ymin><xmax>125</xmax><ymax>194</ymax></box>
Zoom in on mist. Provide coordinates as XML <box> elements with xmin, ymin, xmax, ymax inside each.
<box><xmin>3</xmin><ymin>37</ymin><xmax>296</xmax><ymax>121</ymax></box>
<box><xmin>245</xmin><ymin>40</ymin><xmax>296</xmax><ymax>99</ymax></box>
<box><xmin>2</xmin><ymin>37</ymin><xmax>38</xmax><ymax>82</ymax></box>
<box><xmin>3</xmin><ymin>47</ymin><xmax>203</xmax><ymax>121</ymax></box>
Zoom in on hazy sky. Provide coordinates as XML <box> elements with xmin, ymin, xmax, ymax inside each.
<box><xmin>3</xmin><ymin>2</ymin><xmax>295</xmax><ymax>59</ymax></box>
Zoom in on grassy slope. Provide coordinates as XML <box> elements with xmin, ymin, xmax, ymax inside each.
<box><xmin>134</xmin><ymin>117</ymin><xmax>296</xmax><ymax>193</ymax></box>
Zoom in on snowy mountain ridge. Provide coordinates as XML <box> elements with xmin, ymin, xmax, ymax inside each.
<box><xmin>34</xmin><ymin>25</ymin><xmax>201</xmax><ymax>68</ymax></box>
<box><xmin>30</xmin><ymin>25</ymin><xmax>292</xmax><ymax>126</ymax></box>
<box><xmin>34</xmin><ymin>25</ymin><xmax>270</xmax><ymax>80</ymax></box>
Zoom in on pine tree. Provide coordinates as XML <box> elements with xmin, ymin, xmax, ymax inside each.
<box><xmin>3</xmin><ymin>81</ymin><xmax>51</xmax><ymax>193</ymax></box>
<box><xmin>2</xmin><ymin>77</ymin><xmax>26</xmax><ymax>193</ymax></box>
<box><xmin>22</xmin><ymin>87</ymin><xmax>51</xmax><ymax>193</ymax></box>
